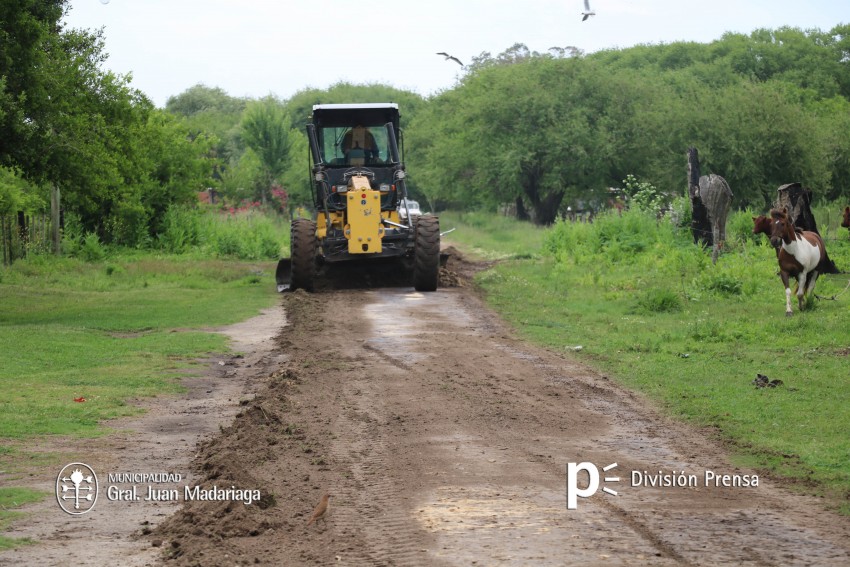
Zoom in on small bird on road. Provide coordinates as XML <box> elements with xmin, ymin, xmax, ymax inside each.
<box><xmin>306</xmin><ymin>493</ymin><xmax>331</xmax><ymax>527</ymax></box>
<box><xmin>582</xmin><ymin>0</ymin><xmax>595</xmax><ymax>21</ymax></box>
<box><xmin>437</xmin><ymin>52</ymin><xmax>464</xmax><ymax>66</ymax></box>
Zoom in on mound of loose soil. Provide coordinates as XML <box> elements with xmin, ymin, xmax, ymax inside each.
<box><xmin>151</xmin><ymin>293</ymin><xmax>352</xmax><ymax>566</ymax></box>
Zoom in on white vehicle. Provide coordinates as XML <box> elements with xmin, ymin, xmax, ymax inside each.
<box><xmin>397</xmin><ymin>198</ymin><xmax>422</xmax><ymax>220</ymax></box>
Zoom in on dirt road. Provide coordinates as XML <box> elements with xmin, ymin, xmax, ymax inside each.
<box><xmin>4</xmin><ymin>253</ymin><xmax>850</xmax><ymax>566</ymax></box>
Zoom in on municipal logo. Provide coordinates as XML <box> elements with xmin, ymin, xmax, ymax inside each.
<box><xmin>56</xmin><ymin>462</ymin><xmax>99</xmax><ymax>515</ymax></box>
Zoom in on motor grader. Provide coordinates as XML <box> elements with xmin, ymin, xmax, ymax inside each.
<box><xmin>276</xmin><ymin>103</ymin><xmax>440</xmax><ymax>292</ymax></box>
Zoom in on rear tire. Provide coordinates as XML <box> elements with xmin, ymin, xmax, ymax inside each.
<box><xmin>413</xmin><ymin>215</ymin><xmax>440</xmax><ymax>292</ymax></box>
<box><xmin>290</xmin><ymin>218</ymin><xmax>317</xmax><ymax>291</ymax></box>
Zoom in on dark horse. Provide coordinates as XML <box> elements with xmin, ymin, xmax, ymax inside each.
<box><xmin>842</xmin><ymin>206</ymin><xmax>850</xmax><ymax>230</ymax></box>
<box><xmin>769</xmin><ymin>208</ymin><xmax>829</xmax><ymax>316</ymax></box>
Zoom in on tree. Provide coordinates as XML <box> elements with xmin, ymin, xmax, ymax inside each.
<box><xmin>411</xmin><ymin>50</ymin><xmax>613</xmax><ymax>224</ymax></box>
<box><xmin>2</xmin><ymin>3</ymin><xmax>215</xmax><ymax>245</ymax></box>
<box><xmin>241</xmin><ymin>97</ymin><xmax>293</xmax><ymax>205</ymax></box>
<box><xmin>166</xmin><ymin>84</ymin><xmax>246</xmax><ymax>167</ymax></box>
<box><xmin>0</xmin><ymin>0</ymin><xmax>66</xmax><ymax>169</ymax></box>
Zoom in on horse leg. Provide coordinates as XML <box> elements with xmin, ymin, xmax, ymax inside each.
<box><xmin>803</xmin><ymin>271</ymin><xmax>819</xmax><ymax>310</ymax></box>
<box><xmin>779</xmin><ymin>271</ymin><xmax>793</xmax><ymax>316</ymax></box>
<box><xmin>796</xmin><ymin>271</ymin><xmax>808</xmax><ymax>311</ymax></box>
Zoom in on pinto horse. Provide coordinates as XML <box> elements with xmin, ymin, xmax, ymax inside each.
<box><xmin>769</xmin><ymin>208</ymin><xmax>828</xmax><ymax>316</ymax></box>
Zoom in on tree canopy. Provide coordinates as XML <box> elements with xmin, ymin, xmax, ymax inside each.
<box><xmin>408</xmin><ymin>27</ymin><xmax>850</xmax><ymax>222</ymax></box>
<box><xmin>1</xmin><ymin>1</ymin><xmax>215</xmax><ymax>245</ymax></box>
<box><xmin>4</xmin><ymin>2</ymin><xmax>850</xmax><ymax>240</ymax></box>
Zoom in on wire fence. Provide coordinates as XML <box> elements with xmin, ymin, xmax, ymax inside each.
<box><xmin>1</xmin><ymin>212</ymin><xmax>56</xmax><ymax>266</ymax></box>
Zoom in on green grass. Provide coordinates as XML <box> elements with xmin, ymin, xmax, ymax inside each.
<box><xmin>438</xmin><ymin>211</ymin><xmax>549</xmax><ymax>260</ymax></box>
<box><xmin>0</xmin><ymin>488</ymin><xmax>44</xmax><ymax>550</ymax></box>
<box><xmin>0</xmin><ymin>254</ymin><xmax>279</xmax><ymax>440</ymax></box>
<box><xmin>463</xmin><ymin>207</ymin><xmax>850</xmax><ymax>511</ymax></box>
<box><xmin>0</xmin><ymin>252</ymin><xmax>281</xmax><ymax>547</ymax></box>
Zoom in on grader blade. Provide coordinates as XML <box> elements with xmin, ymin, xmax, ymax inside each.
<box><xmin>275</xmin><ymin>258</ymin><xmax>292</xmax><ymax>292</ymax></box>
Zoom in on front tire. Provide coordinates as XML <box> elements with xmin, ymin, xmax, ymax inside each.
<box><xmin>290</xmin><ymin>219</ymin><xmax>317</xmax><ymax>291</ymax></box>
<box><xmin>413</xmin><ymin>215</ymin><xmax>440</xmax><ymax>292</ymax></box>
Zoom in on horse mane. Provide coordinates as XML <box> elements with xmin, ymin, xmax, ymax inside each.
<box><xmin>769</xmin><ymin>208</ymin><xmax>804</xmax><ymax>234</ymax></box>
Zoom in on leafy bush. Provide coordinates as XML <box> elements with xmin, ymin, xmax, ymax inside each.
<box><xmin>214</xmin><ymin>230</ymin><xmax>243</xmax><ymax>257</ymax></box>
<box><xmin>726</xmin><ymin>208</ymin><xmax>763</xmax><ymax>246</ymax></box>
<box><xmin>78</xmin><ymin>231</ymin><xmax>106</xmax><ymax>262</ymax></box>
<box><xmin>699</xmin><ymin>272</ymin><xmax>744</xmax><ymax>296</ymax></box>
<box><xmin>158</xmin><ymin>205</ymin><xmax>285</xmax><ymax>260</ymax></box>
<box><xmin>633</xmin><ymin>288</ymin><xmax>683</xmax><ymax>313</ymax></box>
<box><xmin>158</xmin><ymin>206</ymin><xmax>202</xmax><ymax>253</ymax></box>
<box><xmin>622</xmin><ymin>174</ymin><xmax>669</xmax><ymax>217</ymax></box>
<box><xmin>546</xmin><ymin>208</ymin><xmax>683</xmax><ymax>266</ymax></box>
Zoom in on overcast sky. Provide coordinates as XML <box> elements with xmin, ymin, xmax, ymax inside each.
<box><xmin>62</xmin><ymin>1</ymin><xmax>848</xmax><ymax>108</ymax></box>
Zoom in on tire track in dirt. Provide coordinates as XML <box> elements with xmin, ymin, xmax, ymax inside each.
<box><xmin>328</xmin><ymin>373</ymin><xmax>422</xmax><ymax>565</ymax></box>
<box><xmin>262</xmin><ymin>286</ymin><xmax>850</xmax><ymax>566</ymax></box>
<box><xmin>20</xmin><ymin>252</ymin><xmax>846</xmax><ymax>565</ymax></box>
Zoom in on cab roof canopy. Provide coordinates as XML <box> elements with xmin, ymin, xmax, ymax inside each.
<box><xmin>312</xmin><ymin>103</ymin><xmax>398</xmax><ymax>111</ymax></box>
<box><xmin>311</xmin><ymin>103</ymin><xmax>400</xmax><ymax>128</ymax></box>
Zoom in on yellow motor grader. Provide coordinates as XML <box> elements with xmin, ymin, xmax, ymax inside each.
<box><xmin>276</xmin><ymin>103</ymin><xmax>440</xmax><ymax>292</ymax></box>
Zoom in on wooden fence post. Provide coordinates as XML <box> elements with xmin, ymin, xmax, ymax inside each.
<box><xmin>1</xmin><ymin>215</ymin><xmax>7</xmax><ymax>265</ymax></box>
<box><xmin>51</xmin><ymin>184</ymin><xmax>61</xmax><ymax>255</ymax></box>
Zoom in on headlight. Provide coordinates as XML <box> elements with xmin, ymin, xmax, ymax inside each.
<box><xmin>379</xmin><ymin>184</ymin><xmax>390</xmax><ymax>192</ymax></box>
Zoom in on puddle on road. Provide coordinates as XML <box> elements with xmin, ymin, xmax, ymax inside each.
<box><xmin>360</xmin><ymin>289</ymin><xmax>477</xmax><ymax>365</ymax></box>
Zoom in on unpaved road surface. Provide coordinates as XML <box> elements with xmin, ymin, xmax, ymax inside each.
<box><xmin>3</xmin><ymin>252</ymin><xmax>850</xmax><ymax>566</ymax></box>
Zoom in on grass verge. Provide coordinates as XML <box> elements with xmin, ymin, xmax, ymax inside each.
<box><xmin>438</xmin><ymin>210</ymin><xmax>549</xmax><ymax>261</ymax></box>
<box><xmin>0</xmin><ymin>253</ymin><xmax>280</xmax><ymax>546</ymax></box>
<box><xmin>462</xmin><ymin>208</ymin><xmax>850</xmax><ymax>513</ymax></box>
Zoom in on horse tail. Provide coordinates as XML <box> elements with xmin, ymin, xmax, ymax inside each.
<box><xmin>818</xmin><ymin>250</ymin><xmax>841</xmax><ymax>274</ymax></box>
<box><xmin>814</xmin><ymin>233</ymin><xmax>841</xmax><ymax>274</ymax></box>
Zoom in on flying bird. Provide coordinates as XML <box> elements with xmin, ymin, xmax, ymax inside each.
<box><xmin>582</xmin><ymin>0</ymin><xmax>595</xmax><ymax>21</ymax></box>
<box><xmin>437</xmin><ymin>52</ymin><xmax>464</xmax><ymax>66</ymax></box>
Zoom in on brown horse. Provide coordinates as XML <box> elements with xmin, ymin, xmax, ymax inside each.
<box><xmin>752</xmin><ymin>215</ymin><xmax>779</xmax><ymax>256</ymax></box>
<box><xmin>769</xmin><ymin>208</ymin><xmax>828</xmax><ymax>316</ymax></box>
<box><xmin>842</xmin><ymin>206</ymin><xmax>850</xmax><ymax>229</ymax></box>
<box><xmin>752</xmin><ymin>215</ymin><xmax>771</xmax><ymax>236</ymax></box>
<box><xmin>753</xmin><ymin>214</ymin><xmax>804</xmax><ymax>256</ymax></box>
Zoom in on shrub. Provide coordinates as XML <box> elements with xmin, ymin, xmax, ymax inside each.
<box><xmin>622</xmin><ymin>174</ymin><xmax>669</xmax><ymax>217</ymax></box>
<box><xmin>78</xmin><ymin>231</ymin><xmax>106</xmax><ymax>262</ymax></box>
<box><xmin>214</xmin><ymin>231</ymin><xmax>243</xmax><ymax>257</ymax></box>
<box><xmin>158</xmin><ymin>206</ymin><xmax>202</xmax><ymax>253</ymax></box>
<box><xmin>634</xmin><ymin>288</ymin><xmax>683</xmax><ymax>313</ymax></box>
<box><xmin>700</xmin><ymin>272</ymin><xmax>744</xmax><ymax>296</ymax></box>
<box><xmin>726</xmin><ymin>208</ymin><xmax>763</xmax><ymax>247</ymax></box>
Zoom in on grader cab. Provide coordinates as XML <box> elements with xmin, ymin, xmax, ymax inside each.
<box><xmin>276</xmin><ymin>103</ymin><xmax>440</xmax><ymax>292</ymax></box>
